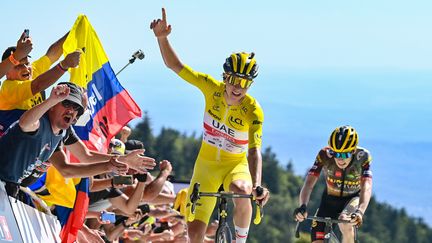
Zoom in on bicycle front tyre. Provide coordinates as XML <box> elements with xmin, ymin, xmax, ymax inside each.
<box><xmin>215</xmin><ymin>224</ymin><xmax>232</xmax><ymax>243</ymax></box>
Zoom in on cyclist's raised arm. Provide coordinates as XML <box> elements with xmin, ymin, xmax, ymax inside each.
<box><xmin>150</xmin><ymin>8</ymin><xmax>184</xmax><ymax>74</ymax></box>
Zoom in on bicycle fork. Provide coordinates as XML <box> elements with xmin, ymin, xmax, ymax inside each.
<box><xmin>218</xmin><ymin>197</ymin><xmax>228</xmax><ymax>224</ymax></box>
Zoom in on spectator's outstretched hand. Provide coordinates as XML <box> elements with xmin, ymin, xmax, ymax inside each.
<box><xmin>108</xmin><ymin>156</ymin><xmax>128</xmax><ymax>175</ymax></box>
<box><xmin>121</xmin><ymin>149</ymin><xmax>156</xmax><ymax>173</ymax></box>
<box><xmin>14</xmin><ymin>31</ymin><xmax>33</xmax><ymax>60</ymax></box>
<box><xmin>150</xmin><ymin>8</ymin><xmax>172</xmax><ymax>38</ymax></box>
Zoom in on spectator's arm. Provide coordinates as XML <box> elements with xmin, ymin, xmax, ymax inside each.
<box><xmin>67</xmin><ymin>139</ymin><xmax>114</xmax><ymax>163</ymax></box>
<box><xmin>45</xmin><ymin>32</ymin><xmax>68</xmax><ymax>63</ymax></box>
<box><xmin>142</xmin><ymin>169</ymin><xmax>171</xmax><ymax>202</ymax></box>
<box><xmin>109</xmin><ymin>181</ymin><xmax>146</xmax><ymax>215</ymax></box>
<box><xmin>50</xmin><ymin>150</ymin><xmax>128</xmax><ymax>178</ymax></box>
<box><xmin>19</xmin><ymin>84</ymin><xmax>68</xmax><ymax>132</ymax></box>
<box><xmin>30</xmin><ymin>50</ymin><xmax>81</xmax><ymax>95</ymax></box>
<box><xmin>90</xmin><ymin>178</ymin><xmax>115</xmax><ymax>192</ymax></box>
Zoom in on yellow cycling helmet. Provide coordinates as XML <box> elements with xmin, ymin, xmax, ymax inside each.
<box><xmin>223</xmin><ymin>52</ymin><xmax>259</xmax><ymax>80</ymax></box>
<box><xmin>328</xmin><ymin>125</ymin><xmax>358</xmax><ymax>153</ymax></box>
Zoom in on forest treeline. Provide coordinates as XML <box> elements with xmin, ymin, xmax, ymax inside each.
<box><xmin>129</xmin><ymin>114</ymin><xmax>432</xmax><ymax>243</ymax></box>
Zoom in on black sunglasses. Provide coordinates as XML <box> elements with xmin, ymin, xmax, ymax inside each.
<box><xmin>61</xmin><ymin>100</ymin><xmax>81</xmax><ymax>112</ymax></box>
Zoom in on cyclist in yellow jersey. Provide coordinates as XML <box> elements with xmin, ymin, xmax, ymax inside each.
<box><xmin>151</xmin><ymin>8</ymin><xmax>270</xmax><ymax>243</ymax></box>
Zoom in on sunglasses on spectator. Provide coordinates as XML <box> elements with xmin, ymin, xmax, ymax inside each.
<box><xmin>329</xmin><ymin>150</ymin><xmax>353</xmax><ymax>159</ymax></box>
<box><xmin>226</xmin><ymin>74</ymin><xmax>253</xmax><ymax>89</ymax></box>
<box><xmin>61</xmin><ymin>100</ymin><xmax>81</xmax><ymax>112</ymax></box>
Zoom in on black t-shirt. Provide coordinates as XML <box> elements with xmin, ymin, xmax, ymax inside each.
<box><xmin>55</xmin><ymin>127</ymin><xmax>80</xmax><ymax>151</ymax></box>
<box><xmin>0</xmin><ymin>114</ymin><xmax>64</xmax><ymax>186</ymax></box>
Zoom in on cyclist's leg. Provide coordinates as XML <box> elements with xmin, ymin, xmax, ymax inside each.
<box><xmin>187</xmin><ymin>159</ymin><xmax>224</xmax><ymax>243</ymax></box>
<box><xmin>223</xmin><ymin>160</ymin><xmax>253</xmax><ymax>242</ymax></box>
<box><xmin>311</xmin><ymin>207</ymin><xmax>327</xmax><ymax>243</ymax></box>
<box><xmin>338</xmin><ymin>196</ymin><xmax>359</xmax><ymax>243</ymax></box>
<box><xmin>312</xmin><ymin>193</ymin><xmax>344</xmax><ymax>243</ymax></box>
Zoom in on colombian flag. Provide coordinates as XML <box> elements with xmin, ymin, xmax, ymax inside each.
<box><xmin>53</xmin><ymin>15</ymin><xmax>142</xmax><ymax>243</ymax></box>
<box><xmin>64</xmin><ymin>14</ymin><xmax>142</xmax><ymax>152</ymax></box>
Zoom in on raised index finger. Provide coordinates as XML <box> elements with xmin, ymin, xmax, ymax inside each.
<box><xmin>162</xmin><ymin>7</ymin><xmax>167</xmax><ymax>22</ymax></box>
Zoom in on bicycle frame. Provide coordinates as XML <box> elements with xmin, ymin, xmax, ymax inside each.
<box><xmin>188</xmin><ymin>183</ymin><xmax>264</xmax><ymax>243</ymax></box>
<box><xmin>295</xmin><ymin>215</ymin><xmax>358</xmax><ymax>243</ymax></box>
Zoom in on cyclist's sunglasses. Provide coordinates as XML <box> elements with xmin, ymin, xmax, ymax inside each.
<box><xmin>226</xmin><ymin>74</ymin><xmax>253</xmax><ymax>89</ymax></box>
<box><xmin>61</xmin><ymin>100</ymin><xmax>81</xmax><ymax>112</ymax></box>
<box><xmin>329</xmin><ymin>150</ymin><xmax>352</xmax><ymax>159</ymax></box>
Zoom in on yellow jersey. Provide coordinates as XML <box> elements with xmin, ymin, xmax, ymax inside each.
<box><xmin>178</xmin><ymin>65</ymin><xmax>264</xmax><ymax>162</ymax></box>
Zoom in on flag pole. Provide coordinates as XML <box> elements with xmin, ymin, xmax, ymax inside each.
<box><xmin>115</xmin><ymin>49</ymin><xmax>145</xmax><ymax>76</ymax></box>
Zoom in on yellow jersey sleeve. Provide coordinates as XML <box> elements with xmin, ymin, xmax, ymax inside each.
<box><xmin>247</xmin><ymin>100</ymin><xmax>264</xmax><ymax>149</ymax></box>
<box><xmin>32</xmin><ymin>56</ymin><xmax>52</xmax><ymax>78</ymax></box>
<box><xmin>178</xmin><ymin>65</ymin><xmax>219</xmax><ymax>96</ymax></box>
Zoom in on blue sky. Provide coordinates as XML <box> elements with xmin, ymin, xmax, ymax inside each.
<box><xmin>2</xmin><ymin>0</ymin><xmax>432</xmax><ymax>224</ymax></box>
<box><xmin>2</xmin><ymin>1</ymin><xmax>432</xmax><ymax>70</ymax></box>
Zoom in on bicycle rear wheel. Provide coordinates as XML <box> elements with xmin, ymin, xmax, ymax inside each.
<box><xmin>215</xmin><ymin>224</ymin><xmax>232</xmax><ymax>243</ymax></box>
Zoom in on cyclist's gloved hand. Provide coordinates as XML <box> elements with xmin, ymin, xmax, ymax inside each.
<box><xmin>350</xmin><ymin>209</ymin><xmax>364</xmax><ymax>227</ymax></box>
<box><xmin>253</xmin><ymin>186</ymin><xmax>270</xmax><ymax>206</ymax></box>
<box><xmin>293</xmin><ymin>204</ymin><xmax>308</xmax><ymax>222</ymax></box>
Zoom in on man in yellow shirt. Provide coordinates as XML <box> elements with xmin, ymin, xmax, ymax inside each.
<box><xmin>0</xmin><ymin>31</ymin><xmax>33</xmax><ymax>79</ymax></box>
<box><xmin>0</xmin><ymin>32</ymin><xmax>81</xmax><ymax>135</ymax></box>
<box><xmin>151</xmin><ymin>8</ymin><xmax>270</xmax><ymax>243</ymax></box>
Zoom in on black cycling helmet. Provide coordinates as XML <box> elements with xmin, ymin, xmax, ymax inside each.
<box><xmin>328</xmin><ymin>125</ymin><xmax>359</xmax><ymax>153</ymax></box>
<box><xmin>223</xmin><ymin>52</ymin><xmax>259</xmax><ymax>80</ymax></box>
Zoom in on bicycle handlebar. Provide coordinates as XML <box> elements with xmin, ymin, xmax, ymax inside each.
<box><xmin>294</xmin><ymin>215</ymin><xmax>353</xmax><ymax>238</ymax></box>
<box><xmin>188</xmin><ymin>183</ymin><xmax>263</xmax><ymax>224</ymax></box>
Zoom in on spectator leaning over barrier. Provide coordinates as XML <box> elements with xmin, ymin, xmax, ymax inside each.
<box><xmin>0</xmin><ymin>31</ymin><xmax>33</xmax><ymax>79</ymax></box>
<box><xmin>25</xmin><ymin>120</ymin><xmax>156</xmax><ymax>208</ymax></box>
<box><xmin>0</xmin><ymin>31</ymin><xmax>81</xmax><ymax>136</ymax></box>
<box><xmin>0</xmin><ymin>83</ymin><xmax>87</xmax><ymax>196</ymax></box>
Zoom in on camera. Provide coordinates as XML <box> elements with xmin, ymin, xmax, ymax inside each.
<box><xmin>129</xmin><ymin>49</ymin><xmax>145</xmax><ymax>64</ymax></box>
<box><xmin>133</xmin><ymin>50</ymin><xmax>145</xmax><ymax>60</ymax></box>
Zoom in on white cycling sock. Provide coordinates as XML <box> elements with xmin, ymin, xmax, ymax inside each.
<box><xmin>235</xmin><ymin>225</ymin><xmax>249</xmax><ymax>243</ymax></box>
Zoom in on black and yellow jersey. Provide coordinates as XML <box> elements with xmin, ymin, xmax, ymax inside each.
<box><xmin>308</xmin><ymin>146</ymin><xmax>373</xmax><ymax>197</ymax></box>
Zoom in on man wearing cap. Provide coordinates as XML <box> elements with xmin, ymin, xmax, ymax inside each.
<box><xmin>0</xmin><ymin>83</ymin><xmax>127</xmax><ymax>197</ymax></box>
<box><xmin>0</xmin><ymin>32</ymin><xmax>81</xmax><ymax>136</ymax></box>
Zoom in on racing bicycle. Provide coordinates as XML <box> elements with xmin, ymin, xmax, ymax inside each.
<box><xmin>188</xmin><ymin>182</ymin><xmax>264</xmax><ymax>243</ymax></box>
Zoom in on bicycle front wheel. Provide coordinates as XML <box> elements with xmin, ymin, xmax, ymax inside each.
<box><xmin>215</xmin><ymin>224</ymin><xmax>232</xmax><ymax>243</ymax></box>
<box><xmin>327</xmin><ymin>230</ymin><xmax>340</xmax><ymax>243</ymax></box>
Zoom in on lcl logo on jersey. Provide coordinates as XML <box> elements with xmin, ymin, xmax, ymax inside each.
<box><xmin>229</xmin><ymin>116</ymin><xmax>244</xmax><ymax>126</ymax></box>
